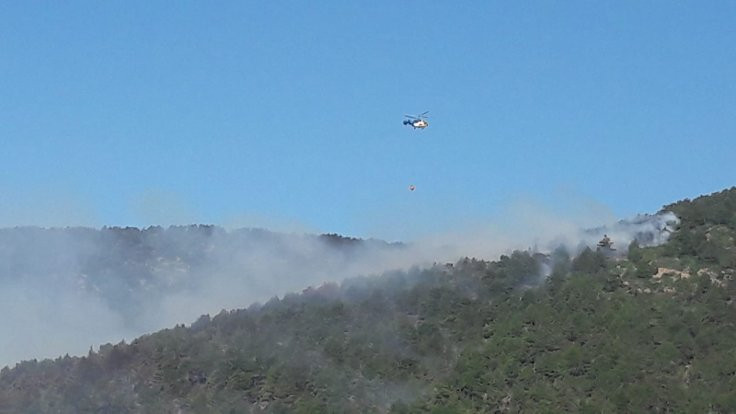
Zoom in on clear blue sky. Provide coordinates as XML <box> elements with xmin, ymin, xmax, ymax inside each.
<box><xmin>1</xmin><ymin>2</ymin><xmax>734</xmax><ymax>240</ymax></box>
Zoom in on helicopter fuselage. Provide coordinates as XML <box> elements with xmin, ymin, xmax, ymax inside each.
<box><xmin>404</xmin><ymin>119</ymin><xmax>428</xmax><ymax>129</ymax></box>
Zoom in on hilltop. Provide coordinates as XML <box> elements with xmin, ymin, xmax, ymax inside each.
<box><xmin>0</xmin><ymin>226</ymin><xmax>407</xmax><ymax>368</ymax></box>
<box><xmin>1</xmin><ymin>188</ymin><xmax>736</xmax><ymax>413</ymax></box>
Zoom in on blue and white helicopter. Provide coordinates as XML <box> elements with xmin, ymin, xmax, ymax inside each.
<box><xmin>403</xmin><ymin>111</ymin><xmax>429</xmax><ymax>129</ymax></box>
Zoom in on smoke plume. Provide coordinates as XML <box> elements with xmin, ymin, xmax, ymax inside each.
<box><xmin>0</xmin><ymin>208</ymin><xmax>678</xmax><ymax>368</ymax></box>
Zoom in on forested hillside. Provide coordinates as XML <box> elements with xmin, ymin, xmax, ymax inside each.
<box><xmin>1</xmin><ymin>188</ymin><xmax>735</xmax><ymax>413</ymax></box>
<box><xmin>0</xmin><ymin>226</ymin><xmax>406</xmax><ymax>368</ymax></box>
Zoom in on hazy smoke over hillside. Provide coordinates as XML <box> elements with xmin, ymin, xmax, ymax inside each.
<box><xmin>0</xmin><ymin>210</ymin><xmax>678</xmax><ymax>368</ymax></box>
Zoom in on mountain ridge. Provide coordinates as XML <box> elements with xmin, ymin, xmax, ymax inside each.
<box><xmin>1</xmin><ymin>187</ymin><xmax>736</xmax><ymax>412</ymax></box>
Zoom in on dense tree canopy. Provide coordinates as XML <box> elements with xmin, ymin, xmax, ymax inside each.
<box><xmin>2</xmin><ymin>188</ymin><xmax>736</xmax><ymax>413</ymax></box>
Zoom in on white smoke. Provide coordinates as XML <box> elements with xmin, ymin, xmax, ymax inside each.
<box><xmin>575</xmin><ymin>211</ymin><xmax>680</xmax><ymax>252</ymax></box>
<box><xmin>0</xmin><ymin>208</ymin><xmax>679</xmax><ymax>368</ymax></box>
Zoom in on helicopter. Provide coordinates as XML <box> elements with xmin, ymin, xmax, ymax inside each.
<box><xmin>403</xmin><ymin>111</ymin><xmax>429</xmax><ymax>129</ymax></box>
